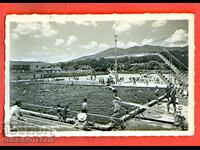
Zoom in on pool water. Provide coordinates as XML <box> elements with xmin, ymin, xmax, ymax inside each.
<box><xmin>10</xmin><ymin>81</ymin><xmax>165</xmax><ymax>124</ymax></box>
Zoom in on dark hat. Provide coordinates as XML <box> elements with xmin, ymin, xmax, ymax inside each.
<box><xmin>15</xmin><ymin>100</ymin><xmax>22</xmax><ymax>107</ymax></box>
<box><xmin>178</xmin><ymin>105</ymin><xmax>183</xmax><ymax>110</ymax></box>
<box><xmin>83</xmin><ymin>98</ymin><xmax>87</xmax><ymax>102</ymax></box>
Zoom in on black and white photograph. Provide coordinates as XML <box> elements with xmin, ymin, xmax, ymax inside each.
<box><xmin>4</xmin><ymin>14</ymin><xmax>194</xmax><ymax>136</ymax></box>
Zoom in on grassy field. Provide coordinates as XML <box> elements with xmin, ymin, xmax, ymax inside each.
<box><xmin>10</xmin><ymin>81</ymin><xmax>165</xmax><ymax>124</ymax></box>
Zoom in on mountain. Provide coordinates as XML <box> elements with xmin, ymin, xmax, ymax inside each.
<box><xmin>75</xmin><ymin>45</ymin><xmax>188</xmax><ymax>61</ymax></box>
<box><xmin>10</xmin><ymin>60</ymin><xmax>48</xmax><ymax>64</ymax></box>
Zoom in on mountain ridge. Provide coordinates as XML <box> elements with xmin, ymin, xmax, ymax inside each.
<box><xmin>74</xmin><ymin>45</ymin><xmax>188</xmax><ymax>61</ymax></box>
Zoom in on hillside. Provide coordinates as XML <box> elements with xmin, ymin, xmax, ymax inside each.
<box><xmin>76</xmin><ymin>45</ymin><xmax>188</xmax><ymax>61</ymax></box>
<box><xmin>69</xmin><ymin>45</ymin><xmax>188</xmax><ymax>72</ymax></box>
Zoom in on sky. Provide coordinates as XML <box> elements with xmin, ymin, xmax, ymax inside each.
<box><xmin>9</xmin><ymin>19</ymin><xmax>188</xmax><ymax>63</ymax></box>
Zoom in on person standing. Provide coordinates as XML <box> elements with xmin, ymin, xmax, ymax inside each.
<box><xmin>56</xmin><ymin>104</ymin><xmax>63</xmax><ymax>122</ymax></box>
<box><xmin>62</xmin><ymin>105</ymin><xmax>70</xmax><ymax>123</ymax></box>
<box><xmin>166</xmin><ymin>83</ymin><xmax>172</xmax><ymax>102</ymax></box>
<box><xmin>82</xmin><ymin>98</ymin><xmax>88</xmax><ymax>113</ymax></box>
<box><xmin>133</xmin><ymin>77</ymin><xmax>136</xmax><ymax>85</ymax></box>
<box><xmin>155</xmin><ymin>86</ymin><xmax>160</xmax><ymax>105</ymax></box>
<box><xmin>167</xmin><ymin>85</ymin><xmax>177</xmax><ymax>114</ymax></box>
<box><xmin>81</xmin><ymin>98</ymin><xmax>89</xmax><ymax>129</ymax></box>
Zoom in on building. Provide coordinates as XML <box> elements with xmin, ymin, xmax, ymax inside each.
<box><xmin>42</xmin><ymin>66</ymin><xmax>62</xmax><ymax>73</ymax></box>
<box><xmin>79</xmin><ymin>65</ymin><xmax>93</xmax><ymax>71</ymax></box>
<box><xmin>65</xmin><ymin>65</ymin><xmax>94</xmax><ymax>74</ymax></box>
<box><xmin>10</xmin><ymin>61</ymin><xmax>49</xmax><ymax>72</ymax></box>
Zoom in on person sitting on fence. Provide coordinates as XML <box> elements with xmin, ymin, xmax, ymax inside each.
<box><xmin>108</xmin><ymin>86</ymin><xmax>118</xmax><ymax>97</ymax></box>
<box><xmin>167</xmin><ymin>85</ymin><xmax>177</xmax><ymax>114</ymax></box>
<box><xmin>6</xmin><ymin>100</ymin><xmax>24</xmax><ymax>131</ymax></box>
<box><xmin>56</xmin><ymin>104</ymin><xmax>63</xmax><ymax>122</ymax></box>
<box><xmin>110</xmin><ymin>99</ymin><xmax>125</xmax><ymax>119</ymax></box>
<box><xmin>73</xmin><ymin>113</ymin><xmax>91</xmax><ymax>131</ymax></box>
<box><xmin>110</xmin><ymin>99</ymin><xmax>128</xmax><ymax>129</ymax></box>
<box><xmin>49</xmin><ymin>105</ymin><xmax>54</xmax><ymax>114</ymax></box>
<box><xmin>114</xmin><ymin>96</ymin><xmax>122</xmax><ymax>103</ymax></box>
<box><xmin>62</xmin><ymin>105</ymin><xmax>70</xmax><ymax>123</ymax></box>
<box><xmin>133</xmin><ymin>106</ymin><xmax>144</xmax><ymax>120</ymax></box>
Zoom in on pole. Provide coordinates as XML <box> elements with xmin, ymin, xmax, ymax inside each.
<box><xmin>170</xmin><ymin>53</ymin><xmax>172</xmax><ymax>83</ymax></box>
<box><xmin>168</xmin><ymin>49</ymin><xmax>173</xmax><ymax>83</ymax></box>
<box><xmin>163</xmin><ymin>48</ymin><xmax>172</xmax><ymax>83</ymax></box>
<box><xmin>114</xmin><ymin>34</ymin><xmax>118</xmax><ymax>84</ymax></box>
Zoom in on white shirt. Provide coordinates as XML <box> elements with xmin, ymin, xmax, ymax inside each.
<box><xmin>5</xmin><ymin>105</ymin><xmax>21</xmax><ymax>134</ymax></box>
<box><xmin>5</xmin><ymin>105</ymin><xmax>20</xmax><ymax>125</ymax></box>
<box><xmin>82</xmin><ymin>102</ymin><xmax>87</xmax><ymax>111</ymax></box>
<box><xmin>9</xmin><ymin>105</ymin><xmax>20</xmax><ymax>119</ymax></box>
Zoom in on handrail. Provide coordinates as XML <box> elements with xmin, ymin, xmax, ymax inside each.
<box><xmin>13</xmin><ymin>94</ymin><xmax>166</xmax><ymax>122</ymax></box>
<box><xmin>17</xmin><ymin>102</ymin><xmax>123</xmax><ymax>121</ymax></box>
<box><xmin>10</xmin><ymin>94</ymin><xmax>168</xmax><ymax>131</ymax></box>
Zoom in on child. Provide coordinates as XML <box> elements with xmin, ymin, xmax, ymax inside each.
<box><xmin>155</xmin><ymin>86</ymin><xmax>160</xmax><ymax>105</ymax></box>
<box><xmin>56</xmin><ymin>104</ymin><xmax>63</xmax><ymax>122</ymax></box>
<box><xmin>82</xmin><ymin>98</ymin><xmax>88</xmax><ymax>113</ymax></box>
<box><xmin>62</xmin><ymin>105</ymin><xmax>70</xmax><ymax>123</ymax></box>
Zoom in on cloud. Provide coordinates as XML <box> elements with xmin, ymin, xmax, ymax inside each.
<box><xmin>116</xmin><ymin>41</ymin><xmax>139</xmax><ymax>48</ymax></box>
<box><xmin>112</xmin><ymin>21</ymin><xmax>132</xmax><ymax>35</ymax></box>
<box><xmin>12</xmin><ymin>22</ymin><xmax>57</xmax><ymax>38</ymax></box>
<box><xmin>152</xmin><ymin>20</ymin><xmax>167</xmax><ymax>28</ymax></box>
<box><xmin>80</xmin><ymin>41</ymin><xmax>110</xmax><ymax>51</ymax></box>
<box><xmin>81</xmin><ymin>41</ymin><xmax>98</xmax><ymax>49</ymax></box>
<box><xmin>126</xmin><ymin>41</ymin><xmax>139</xmax><ymax>47</ymax></box>
<box><xmin>129</xmin><ymin>20</ymin><xmax>146</xmax><ymax>26</ymax></box>
<box><xmin>31</xmin><ymin>50</ymin><xmax>50</xmax><ymax>56</ymax></box>
<box><xmin>66</xmin><ymin>35</ymin><xmax>78</xmax><ymax>46</ymax></box>
<box><xmin>11</xmin><ymin>33</ymin><xmax>19</xmax><ymax>40</ymax></box>
<box><xmin>55</xmin><ymin>21</ymin><xmax>67</xmax><ymax>24</ymax></box>
<box><xmin>141</xmin><ymin>38</ymin><xmax>154</xmax><ymax>45</ymax></box>
<box><xmin>112</xmin><ymin>20</ymin><xmax>146</xmax><ymax>34</ymax></box>
<box><xmin>55</xmin><ymin>38</ymin><xmax>65</xmax><ymax>46</ymax></box>
<box><xmin>42</xmin><ymin>46</ymin><xmax>49</xmax><ymax>50</ymax></box>
<box><xmin>13</xmin><ymin>22</ymin><xmax>40</xmax><ymax>35</ymax></box>
<box><xmin>98</xmin><ymin>43</ymin><xmax>110</xmax><ymax>50</ymax></box>
<box><xmin>73</xmin><ymin>21</ymin><xmax>97</xmax><ymax>27</ymax></box>
<box><xmin>117</xmin><ymin>41</ymin><xmax>126</xmax><ymax>48</ymax></box>
<box><xmin>152</xmin><ymin>29</ymin><xmax>157</xmax><ymax>32</ymax></box>
<box><xmin>40</xmin><ymin>22</ymin><xmax>57</xmax><ymax>37</ymax></box>
<box><xmin>67</xmin><ymin>47</ymin><xmax>71</xmax><ymax>50</ymax></box>
<box><xmin>162</xmin><ymin>29</ymin><xmax>188</xmax><ymax>47</ymax></box>
<box><xmin>33</xmin><ymin>34</ymin><xmax>41</xmax><ymax>38</ymax></box>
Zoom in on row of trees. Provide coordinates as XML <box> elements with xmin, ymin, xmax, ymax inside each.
<box><xmin>58</xmin><ymin>54</ymin><xmax>168</xmax><ymax>73</ymax></box>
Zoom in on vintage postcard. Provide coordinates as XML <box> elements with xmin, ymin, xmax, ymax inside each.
<box><xmin>4</xmin><ymin>14</ymin><xmax>194</xmax><ymax>137</ymax></box>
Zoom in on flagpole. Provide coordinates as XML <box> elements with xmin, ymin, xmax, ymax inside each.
<box><xmin>114</xmin><ymin>34</ymin><xmax>118</xmax><ymax>84</ymax></box>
